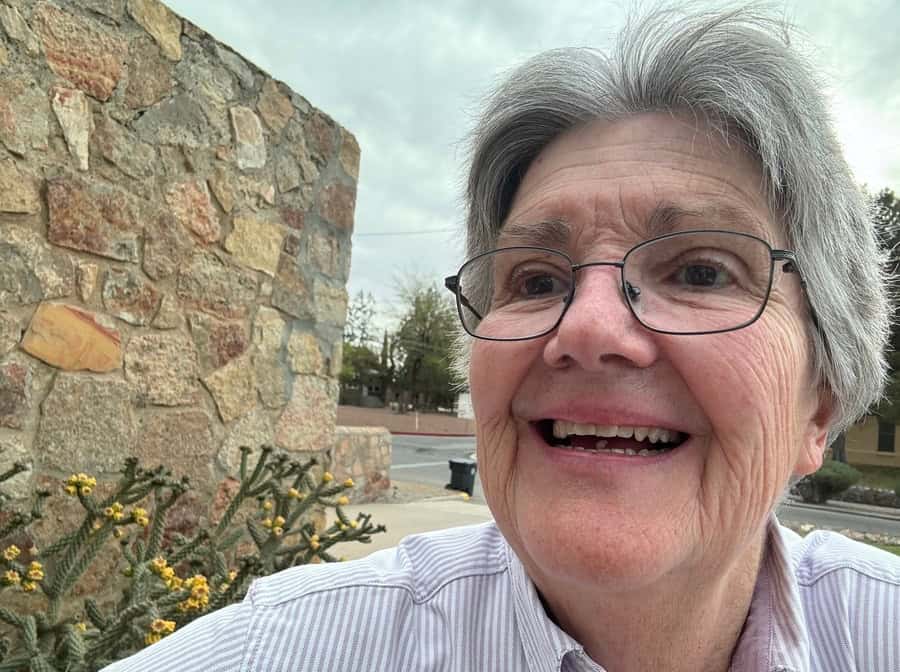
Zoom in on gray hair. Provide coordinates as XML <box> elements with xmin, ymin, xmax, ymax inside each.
<box><xmin>453</xmin><ymin>5</ymin><xmax>891</xmax><ymax>435</ymax></box>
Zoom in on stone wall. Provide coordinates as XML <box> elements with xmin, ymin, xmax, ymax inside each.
<box><xmin>0</xmin><ymin>0</ymin><xmax>359</xmax><ymax>536</ymax></box>
<box><xmin>331</xmin><ymin>426</ymin><xmax>391</xmax><ymax>504</ymax></box>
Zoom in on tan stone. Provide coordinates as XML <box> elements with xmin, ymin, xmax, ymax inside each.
<box><xmin>230</xmin><ymin>106</ymin><xmax>266</xmax><ymax>169</ymax></box>
<box><xmin>318</xmin><ymin>182</ymin><xmax>357</xmax><ymax>232</ymax></box>
<box><xmin>329</xmin><ymin>340</ymin><xmax>343</xmax><ymax>377</ymax></box>
<box><xmin>165</xmin><ymin>179</ymin><xmax>221</xmax><ymax>244</ymax></box>
<box><xmin>274</xmin><ymin>375</ymin><xmax>338</xmax><ymax>453</ymax></box>
<box><xmin>287</xmin><ymin>331</ymin><xmax>323</xmax><ymax>375</ymax></box>
<box><xmin>21</xmin><ymin>303</ymin><xmax>121</xmax><ymax>373</ymax></box>
<box><xmin>143</xmin><ymin>209</ymin><xmax>192</xmax><ymax>281</ymax></box>
<box><xmin>224</xmin><ymin>215</ymin><xmax>284</xmax><ymax>276</ymax></box>
<box><xmin>0</xmin><ymin>76</ymin><xmax>49</xmax><ymax>155</ymax></box>
<box><xmin>33</xmin><ymin>3</ymin><xmax>127</xmax><ymax>101</ymax></box>
<box><xmin>127</xmin><ymin>0</ymin><xmax>182</xmax><ymax>61</ymax></box>
<box><xmin>314</xmin><ymin>281</ymin><xmax>348</xmax><ymax>327</ymax></box>
<box><xmin>0</xmin><ymin>4</ymin><xmax>40</xmax><ymax>56</ymax></box>
<box><xmin>139</xmin><ymin>410</ymin><xmax>215</xmax><ymax>492</ymax></box>
<box><xmin>0</xmin><ymin>312</ymin><xmax>22</xmax><ymax>357</ymax></box>
<box><xmin>102</xmin><ymin>268</ymin><xmax>161</xmax><ymax>326</ymax></box>
<box><xmin>0</xmin><ymin>227</ymin><xmax>74</xmax><ymax>307</ymax></box>
<box><xmin>51</xmin><ymin>87</ymin><xmax>92</xmax><ymax>171</ymax></box>
<box><xmin>188</xmin><ymin>312</ymin><xmax>248</xmax><ymax>373</ymax></box>
<box><xmin>0</xmin><ymin>43</ymin><xmax>7</xmax><ymax>66</ymax></box>
<box><xmin>339</xmin><ymin>128</ymin><xmax>360</xmax><ymax>181</ymax></box>
<box><xmin>125</xmin><ymin>333</ymin><xmax>198</xmax><ymax>406</ymax></box>
<box><xmin>0</xmin><ymin>160</ymin><xmax>40</xmax><ymax>213</ymax></box>
<box><xmin>124</xmin><ymin>35</ymin><xmax>174</xmax><ymax>109</ymax></box>
<box><xmin>217</xmin><ymin>407</ymin><xmax>274</xmax><ymax>475</ymax></box>
<box><xmin>257</xmin><ymin>79</ymin><xmax>293</xmax><ymax>132</ymax></box>
<box><xmin>176</xmin><ymin>251</ymin><xmax>259</xmax><ymax>320</ymax></box>
<box><xmin>75</xmin><ymin>262</ymin><xmax>99</xmax><ymax>302</ymax></box>
<box><xmin>92</xmin><ymin>113</ymin><xmax>157</xmax><ymax>179</ymax></box>
<box><xmin>202</xmin><ymin>353</ymin><xmax>257</xmax><ymax>423</ymax></box>
<box><xmin>152</xmin><ymin>293</ymin><xmax>181</xmax><ymax>330</ymax></box>
<box><xmin>208</xmin><ymin>164</ymin><xmax>235</xmax><ymax>213</ymax></box>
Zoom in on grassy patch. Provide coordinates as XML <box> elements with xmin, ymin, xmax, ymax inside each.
<box><xmin>852</xmin><ymin>464</ymin><xmax>900</xmax><ymax>491</ymax></box>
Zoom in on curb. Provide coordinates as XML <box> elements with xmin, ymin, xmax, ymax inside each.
<box><xmin>786</xmin><ymin>500</ymin><xmax>900</xmax><ymax>523</ymax></box>
<box><xmin>391</xmin><ymin>431</ymin><xmax>476</xmax><ymax>438</ymax></box>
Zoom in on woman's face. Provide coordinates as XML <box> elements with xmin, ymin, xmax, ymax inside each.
<box><xmin>469</xmin><ymin>113</ymin><xmax>830</xmax><ymax>593</ymax></box>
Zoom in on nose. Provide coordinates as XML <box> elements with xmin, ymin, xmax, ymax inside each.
<box><xmin>542</xmin><ymin>265</ymin><xmax>659</xmax><ymax>371</ymax></box>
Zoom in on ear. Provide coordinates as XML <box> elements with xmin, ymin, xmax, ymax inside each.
<box><xmin>792</xmin><ymin>386</ymin><xmax>835</xmax><ymax>477</ymax></box>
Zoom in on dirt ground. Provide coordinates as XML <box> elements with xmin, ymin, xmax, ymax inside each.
<box><xmin>337</xmin><ymin>405</ymin><xmax>475</xmax><ymax>435</ymax></box>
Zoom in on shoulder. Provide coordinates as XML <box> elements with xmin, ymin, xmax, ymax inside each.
<box><xmin>248</xmin><ymin>520</ymin><xmax>508</xmax><ymax>608</ymax></box>
<box><xmin>780</xmin><ymin>526</ymin><xmax>900</xmax><ymax>588</ymax></box>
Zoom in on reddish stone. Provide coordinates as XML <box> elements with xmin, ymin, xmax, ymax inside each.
<box><xmin>46</xmin><ymin>176</ymin><xmax>140</xmax><ymax>262</ymax></box>
<box><xmin>281</xmin><ymin>207</ymin><xmax>305</xmax><ymax>230</ymax></box>
<box><xmin>143</xmin><ymin>210</ymin><xmax>192</xmax><ymax>281</ymax></box>
<box><xmin>165</xmin><ymin>179</ymin><xmax>221</xmax><ymax>244</ymax></box>
<box><xmin>188</xmin><ymin>313</ymin><xmax>249</xmax><ymax>372</ymax></box>
<box><xmin>0</xmin><ymin>361</ymin><xmax>30</xmax><ymax>429</ymax></box>
<box><xmin>33</xmin><ymin>3</ymin><xmax>127</xmax><ymax>101</ymax></box>
<box><xmin>102</xmin><ymin>268</ymin><xmax>161</xmax><ymax>326</ymax></box>
<box><xmin>318</xmin><ymin>182</ymin><xmax>357</xmax><ymax>232</ymax></box>
<box><xmin>125</xmin><ymin>36</ymin><xmax>174</xmax><ymax>109</ymax></box>
<box><xmin>305</xmin><ymin>112</ymin><xmax>335</xmax><ymax>163</ymax></box>
<box><xmin>21</xmin><ymin>302</ymin><xmax>122</xmax><ymax>372</ymax></box>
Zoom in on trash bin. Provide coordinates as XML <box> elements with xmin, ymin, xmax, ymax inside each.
<box><xmin>448</xmin><ymin>458</ymin><xmax>477</xmax><ymax>495</ymax></box>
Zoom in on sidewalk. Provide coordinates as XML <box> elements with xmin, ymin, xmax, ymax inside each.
<box><xmin>329</xmin><ymin>497</ymin><xmax>493</xmax><ymax>560</ymax></box>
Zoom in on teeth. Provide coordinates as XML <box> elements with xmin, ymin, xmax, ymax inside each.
<box><xmin>595</xmin><ymin>439</ymin><xmax>608</xmax><ymax>450</ymax></box>
<box><xmin>634</xmin><ymin>427</ymin><xmax>648</xmax><ymax>441</ymax></box>
<box><xmin>551</xmin><ymin>421</ymin><xmax>681</xmax><ymax>444</ymax></box>
<box><xmin>616</xmin><ymin>426</ymin><xmax>634</xmax><ymax>438</ymax></box>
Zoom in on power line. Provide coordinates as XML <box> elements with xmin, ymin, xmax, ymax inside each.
<box><xmin>354</xmin><ymin>228</ymin><xmax>457</xmax><ymax>237</ymax></box>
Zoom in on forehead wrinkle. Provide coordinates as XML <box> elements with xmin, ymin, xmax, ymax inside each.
<box><xmin>497</xmin><ymin>217</ymin><xmax>571</xmax><ymax>249</ymax></box>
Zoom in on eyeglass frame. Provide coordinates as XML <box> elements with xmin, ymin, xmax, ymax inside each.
<box><xmin>444</xmin><ymin>228</ymin><xmax>817</xmax><ymax>341</ymax></box>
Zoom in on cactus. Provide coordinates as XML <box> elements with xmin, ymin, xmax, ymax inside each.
<box><xmin>0</xmin><ymin>446</ymin><xmax>385</xmax><ymax>671</ymax></box>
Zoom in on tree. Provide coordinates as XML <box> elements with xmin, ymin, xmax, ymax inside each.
<box><xmin>343</xmin><ymin>291</ymin><xmax>377</xmax><ymax>348</ymax></box>
<box><xmin>392</xmin><ymin>280</ymin><xmax>461</xmax><ymax>410</ymax></box>
<box><xmin>339</xmin><ymin>291</ymin><xmax>382</xmax><ymax>402</ymax></box>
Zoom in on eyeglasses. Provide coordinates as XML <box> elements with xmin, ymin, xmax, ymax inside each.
<box><xmin>444</xmin><ymin>229</ymin><xmax>807</xmax><ymax>341</ymax></box>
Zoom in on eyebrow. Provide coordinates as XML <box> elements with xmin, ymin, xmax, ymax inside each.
<box><xmin>497</xmin><ymin>217</ymin><xmax>571</xmax><ymax>248</ymax></box>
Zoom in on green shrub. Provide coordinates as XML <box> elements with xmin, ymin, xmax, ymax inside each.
<box><xmin>801</xmin><ymin>460</ymin><xmax>862</xmax><ymax>504</ymax></box>
<box><xmin>0</xmin><ymin>446</ymin><xmax>385</xmax><ymax>671</ymax></box>
<box><xmin>894</xmin><ymin>480</ymin><xmax>900</xmax><ymax>501</ymax></box>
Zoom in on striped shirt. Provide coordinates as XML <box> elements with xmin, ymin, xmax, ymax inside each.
<box><xmin>104</xmin><ymin>518</ymin><xmax>900</xmax><ymax>671</ymax></box>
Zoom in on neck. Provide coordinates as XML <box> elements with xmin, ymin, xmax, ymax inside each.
<box><xmin>535</xmin><ymin>533</ymin><xmax>766</xmax><ymax>672</ymax></box>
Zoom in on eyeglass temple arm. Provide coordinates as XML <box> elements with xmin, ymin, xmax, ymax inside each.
<box><xmin>773</xmin><ymin>250</ymin><xmax>830</xmax><ymax>355</ymax></box>
<box><xmin>444</xmin><ymin>275</ymin><xmax>483</xmax><ymax>321</ymax></box>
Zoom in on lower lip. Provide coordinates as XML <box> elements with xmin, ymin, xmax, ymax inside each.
<box><xmin>530</xmin><ymin>423</ymin><xmax>686</xmax><ymax>470</ymax></box>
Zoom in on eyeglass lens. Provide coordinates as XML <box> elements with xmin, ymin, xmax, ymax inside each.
<box><xmin>456</xmin><ymin>231</ymin><xmax>774</xmax><ymax>339</ymax></box>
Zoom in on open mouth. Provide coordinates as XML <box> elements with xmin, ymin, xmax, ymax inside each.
<box><xmin>536</xmin><ymin>419</ymin><xmax>688</xmax><ymax>456</ymax></box>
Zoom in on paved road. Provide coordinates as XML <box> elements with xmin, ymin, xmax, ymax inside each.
<box><xmin>390</xmin><ymin>435</ymin><xmax>900</xmax><ymax>536</ymax></box>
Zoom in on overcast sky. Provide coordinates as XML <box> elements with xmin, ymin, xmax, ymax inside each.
<box><xmin>167</xmin><ymin>0</ymin><xmax>900</xmax><ymax>328</ymax></box>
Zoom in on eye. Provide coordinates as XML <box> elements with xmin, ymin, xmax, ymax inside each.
<box><xmin>675</xmin><ymin>262</ymin><xmax>732</xmax><ymax>288</ymax></box>
<box><xmin>519</xmin><ymin>272</ymin><xmax>568</xmax><ymax>297</ymax></box>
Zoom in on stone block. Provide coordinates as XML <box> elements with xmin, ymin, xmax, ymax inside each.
<box><xmin>124</xmin><ymin>35</ymin><xmax>174</xmax><ymax>109</ymax></box>
<box><xmin>202</xmin><ymin>353</ymin><xmax>256</xmax><ymax>423</ymax></box>
<box><xmin>313</xmin><ymin>281</ymin><xmax>348</xmax><ymax>327</ymax></box>
<box><xmin>287</xmin><ymin>331</ymin><xmax>323</xmax><ymax>375</ymax></box>
<box><xmin>0</xmin><ymin>76</ymin><xmax>49</xmax><ymax>155</ymax></box>
<box><xmin>143</xmin><ymin>209</ymin><xmax>192</xmax><ymax>281</ymax></box>
<box><xmin>33</xmin><ymin>2</ymin><xmax>127</xmax><ymax>101</ymax></box>
<box><xmin>152</xmin><ymin>293</ymin><xmax>181</xmax><ymax>330</ymax></box>
<box><xmin>304</xmin><ymin>112</ymin><xmax>335</xmax><ymax>164</ymax></box>
<box><xmin>272</xmin><ymin>255</ymin><xmax>313</xmax><ymax>320</ymax></box>
<box><xmin>274</xmin><ymin>375</ymin><xmax>338</xmax><ymax>453</ymax></box>
<box><xmin>307</xmin><ymin>228</ymin><xmax>347</xmax><ymax>279</ymax></box>
<box><xmin>124</xmin><ymin>333</ymin><xmax>198</xmax><ymax>406</ymax></box>
<box><xmin>0</xmin><ymin>357</ymin><xmax>33</xmax><ymax>429</ymax></box>
<box><xmin>165</xmin><ymin>178</ymin><xmax>221</xmax><ymax>244</ymax></box>
<box><xmin>258</xmin><ymin>79</ymin><xmax>293</xmax><ymax>132</ymax></box>
<box><xmin>208</xmin><ymin>164</ymin><xmax>236</xmax><ymax>213</ymax></box>
<box><xmin>188</xmin><ymin>312</ymin><xmax>248</xmax><ymax>373</ymax></box>
<box><xmin>21</xmin><ymin>302</ymin><xmax>121</xmax><ymax>372</ymax></box>
<box><xmin>216</xmin><ymin>407</ymin><xmax>274</xmax><ymax>475</ymax></box>
<box><xmin>318</xmin><ymin>181</ymin><xmax>357</xmax><ymax>232</ymax></box>
<box><xmin>0</xmin><ymin>227</ymin><xmax>74</xmax><ymax>308</ymax></box>
<box><xmin>50</xmin><ymin>87</ymin><xmax>92</xmax><ymax>171</ymax></box>
<box><xmin>138</xmin><ymin>410</ymin><xmax>215</xmax><ymax>492</ymax></box>
<box><xmin>127</xmin><ymin>0</ymin><xmax>182</xmax><ymax>61</ymax></box>
<box><xmin>176</xmin><ymin>251</ymin><xmax>259</xmax><ymax>320</ymax></box>
<box><xmin>74</xmin><ymin>0</ymin><xmax>126</xmax><ymax>21</ymax></box>
<box><xmin>224</xmin><ymin>215</ymin><xmax>284</xmax><ymax>276</ymax></box>
<box><xmin>133</xmin><ymin>93</ymin><xmax>209</xmax><ymax>148</ymax></box>
<box><xmin>92</xmin><ymin>113</ymin><xmax>157</xmax><ymax>179</ymax></box>
<box><xmin>75</xmin><ymin>262</ymin><xmax>99</xmax><ymax>302</ymax></box>
<box><xmin>230</xmin><ymin>106</ymin><xmax>266</xmax><ymax>169</ymax></box>
<box><xmin>36</xmin><ymin>374</ymin><xmax>138</xmax><ymax>473</ymax></box>
<box><xmin>328</xmin><ymin>340</ymin><xmax>342</xmax><ymax>377</ymax></box>
<box><xmin>0</xmin><ymin>312</ymin><xmax>22</xmax><ymax>358</ymax></box>
<box><xmin>0</xmin><ymin>160</ymin><xmax>41</xmax><ymax>213</ymax></box>
<box><xmin>0</xmin><ymin>436</ymin><xmax>31</xmax><ymax>499</ymax></box>
<box><xmin>280</xmin><ymin>207</ymin><xmax>305</xmax><ymax>231</ymax></box>
<box><xmin>275</xmin><ymin>150</ymin><xmax>301</xmax><ymax>193</ymax></box>
<box><xmin>0</xmin><ymin>5</ymin><xmax>40</xmax><ymax>55</ymax></box>
<box><xmin>214</xmin><ymin>43</ymin><xmax>254</xmax><ymax>90</ymax></box>
<box><xmin>46</xmin><ymin>176</ymin><xmax>141</xmax><ymax>262</ymax></box>
<box><xmin>101</xmin><ymin>268</ymin><xmax>161</xmax><ymax>326</ymax></box>
<box><xmin>339</xmin><ymin>127</ymin><xmax>360</xmax><ymax>181</ymax></box>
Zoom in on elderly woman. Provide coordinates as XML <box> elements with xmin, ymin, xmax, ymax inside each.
<box><xmin>108</xmin><ymin>7</ymin><xmax>899</xmax><ymax>672</ymax></box>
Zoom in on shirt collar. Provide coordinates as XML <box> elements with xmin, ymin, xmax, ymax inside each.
<box><xmin>504</xmin><ymin>515</ymin><xmax>809</xmax><ymax>672</ymax></box>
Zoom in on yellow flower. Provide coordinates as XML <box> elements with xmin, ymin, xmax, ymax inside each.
<box><xmin>26</xmin><ymin>561</ymin><xmax>43</xmax><ymax>582</ymax></box>
<box><xmin>92</xmin><ymin>521</ymin><xmax>102</xmax><ymax>531</ymax></box>
<box><xmin>262</xmin><ymin>500</ymin><xmax>273</xmax><ymax>511</ymax></box>
<box><xmin>262</xmin><ymin>518</ymin><xmax>273</xmax><ymax>528</ymax></box>
<box><xmin>81</xmin><ymin>486</ymin><xmax>93</xmax><ymax>496</ymax></box>
<box><xmin>309</xmin><ymin>540</ymin><xmax>320</xmax><ymax>551</ymax></box>
<box><xmin>287</xmin><ymin>487</ymin><xmax>302</xmax><ymax>499</ymax></box>
<box><xmin>63</xmin><ymin>484</ymin><xmax>77</xmax><ymax>496</ymax></box>
<box><xmin>336</xmin><ymin>496</ymin><xmax>349</xmax><ymax>506</ymax></box>
<box><xmin>343</xmin><ymin>478</ymin><xmax>355</xmax><ymax>488</ymax></box>
<box><xmin>150</xmin><ymin>618</ymin><xmax>176</xmax><ymax>634</ymax></box>
<box><xmin>151</xmin><ymin>557</ymin><xmax>167</xmax><ymax>571</ymax></box>
<box><xmin>2</xmin><ymin>545</ymin><xmax>20</xmax><ymax>561</ymax></box>
<box><xmin>339</xmin><ymin>523</ymin><xmax>348</xmax><ymax>531</ymax></box>
<box><xmin>273</xmin><ymin>516</ymin><xmax>285</xmax><ymax>527</ymax></box>
<box><xmin>322</xmin><ymin>471</ymin><xmax>334</xmax><ymax>483</ymax></box>
<box><xmin>131</xmin><ymin>507</ymin><xmax>149</xmax><ymax>526</ymax></box>
<box><xmin>22</xmin><ymin>580</ymin><xmax>37</xmax><ymax>592</ymax></box>
<box><xmin>228</xmin><ymin>570</ymin><xmax>238</xmax><ymax>582</ymax></box>
<box><xmin>349</xmin><ymin>520</ymin><xmax>358</xmax><ymax>529</ymax></box>
<box><xmin>160</xmin><ymin>567</ymin><xmax>175</xmax><ymax>581</ymax></box>
<box><xmin>3</xmin><ymin>570</ymin><xmax>20</xmax><ymax>585</ymax></box>
<box><xmin>113</xmin><ymin>528</ymin><xmax>124</xmax><ymax>539</ymax></box>
<box><xmin>104</xmin><ymin>502</ymin><xmax>125</xmax><ymax>521</ymax></box>
<box><xmin>273</xmin><ymin>527</ymin><xmax>284</xmax><ymax>537</ymax></box>
<box><xmin>135</xmin><ymin>515</ymin><xmax>150</xmax><ymax>527</ymax></box>
<box><xmin>145</xmin><ymin>633</ymin><xmax>161</xmax><ymax>646</ymax></box>
<box><xmin>75</xmin><ymin>622</ymin><xmax>88</xmax><ymax>632</ymax></box>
